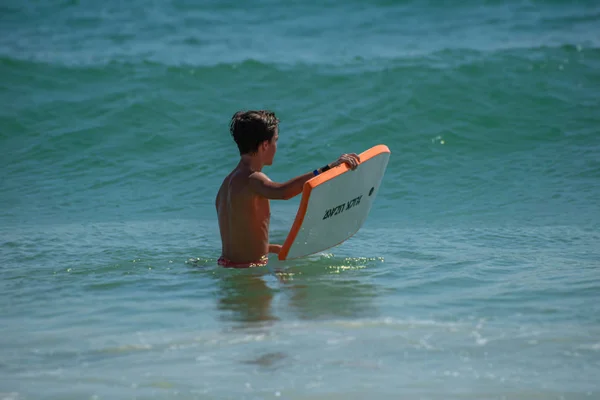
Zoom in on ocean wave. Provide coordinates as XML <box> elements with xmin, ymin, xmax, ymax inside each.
<box><xmin>1</xmin><ymin>38</ymin><xmax>598</xmax><ymax>72</ymax></box>
<box><xmin>2</xmin><ymin>0</ymin><xmax>599</xmax><ymax>71</ymax></box>
<box><xmin>2</xmin><ymin>51</ymin><xmax>596</xmax><ymax>164</ymax></box>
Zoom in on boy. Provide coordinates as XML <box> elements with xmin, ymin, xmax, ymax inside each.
<box><xmin>216</xmin><ymin>110</ymin><xmax>360</xmax><ymax>268</ymax></box>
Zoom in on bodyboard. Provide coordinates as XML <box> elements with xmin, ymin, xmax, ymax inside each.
<box><xmin>278</xmin><ymin>144</ymin><xmax>391</xmax><ymax>260</ymax></box>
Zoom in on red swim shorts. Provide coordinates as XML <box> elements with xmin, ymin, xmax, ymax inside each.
<box><xmin>217</xmin><ymin>255</ymin><xmax>268</xmax><ymax>268</ymax></box>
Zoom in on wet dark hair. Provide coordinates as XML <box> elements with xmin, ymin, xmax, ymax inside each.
<box><xmin>229</xmin><ymin>110</ymin><xmax>279</xmax><ymax>155</ymax></box>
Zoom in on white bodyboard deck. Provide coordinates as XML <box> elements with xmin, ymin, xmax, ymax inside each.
<box><xmin>278</xmin><ymin>144</ymin><xmax>390</xmax><ymax>260</ymax></box>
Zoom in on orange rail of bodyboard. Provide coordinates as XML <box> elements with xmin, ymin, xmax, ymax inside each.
<box><xmin>278</xmin><ymin>144</ymin><xmax>391</xmax><ymax>260</ymax></box>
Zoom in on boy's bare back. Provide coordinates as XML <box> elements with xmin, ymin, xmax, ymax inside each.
<box><xmin>216</xmin><ymin>164</ymin><xmax>270</xmax><ymax>264</ymax></box>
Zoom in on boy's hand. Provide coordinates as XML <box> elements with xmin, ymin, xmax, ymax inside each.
<box><xmin>268</xmin><ymin>244</ymin><xmax>282</xmax><ymax>254</ymax></box>
<box><xmin>332</xmin><ymin>153</ymin><xmax>360</xmax><ymax>170</ymax></box>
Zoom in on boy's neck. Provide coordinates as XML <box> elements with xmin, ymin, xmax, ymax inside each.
<box><xmin>240</xmin><ymin>154</ymin><xmax>264</xmax><ymax>172</ymax></box>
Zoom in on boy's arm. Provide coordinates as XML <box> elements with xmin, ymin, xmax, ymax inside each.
<box><xmin>248</xmin><ymin>153</ymin><xmax>361</xmax><ymax>200</ymax></box>
<box><xmin>248</xmin><ymin>170</ymin><xmax>314</xmax><ymax>200</ymax></box>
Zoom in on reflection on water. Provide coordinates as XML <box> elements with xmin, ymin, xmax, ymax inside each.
<box><xmin>215</xmin><ymin>269</ymin><xmax>278</xmax><ymax>326</ymax></box>
<box><xmin>285</xmin><ymin>279</ymin><xmax>379</xmax><ymax>320</ymax></box>
<box><xmin>212</xmin><ymin>255</ymin><xmax>382</xmax><ymax>326</ymax></box>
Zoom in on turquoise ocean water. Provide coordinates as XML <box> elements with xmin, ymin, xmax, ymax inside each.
<box><xmin>1</xmin><ymin>0</ymin><xmax>600</xmax><ymax>398</ymax></box>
